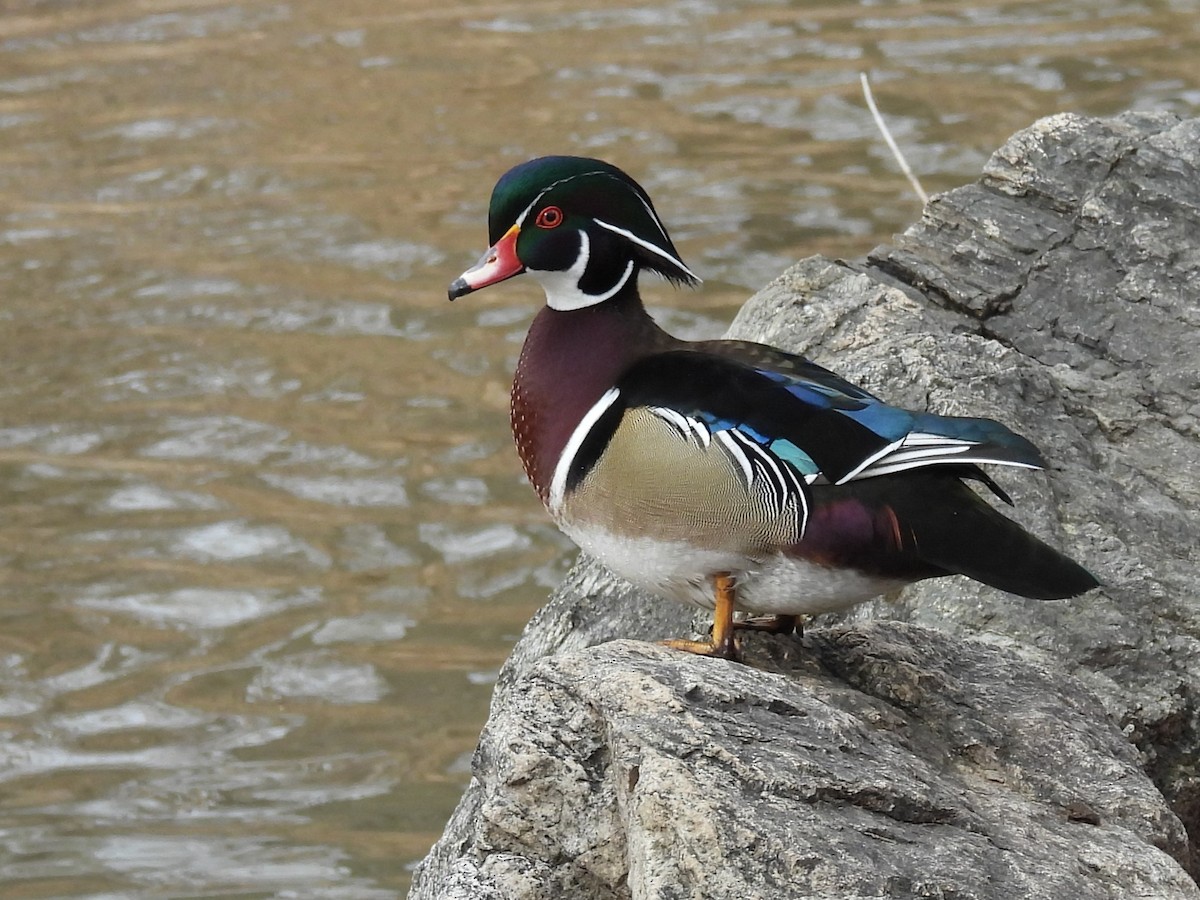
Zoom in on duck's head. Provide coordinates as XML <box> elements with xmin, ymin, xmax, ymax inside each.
<box><xmin>448</xmin><ymin>156</ymin><xmax>700</xmax><ymax>310</ymax></box>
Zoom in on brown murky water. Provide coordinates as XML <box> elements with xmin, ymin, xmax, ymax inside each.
<box><xmin>0</xmin><ymin>0</ymin><xmax>1196</xmax><ymax>895</ymax></box>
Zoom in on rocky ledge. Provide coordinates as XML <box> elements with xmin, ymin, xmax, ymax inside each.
<box><xmin>409</xmin><ymin>111</ymin><xmax>1200</xmax><ymax>899</ymax></box>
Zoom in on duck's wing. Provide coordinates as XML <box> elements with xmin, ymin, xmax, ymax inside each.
<box><xmin>643</xmin><ymin>347</ymin><xmax>1040</xmax><ymax>477</ymax></box>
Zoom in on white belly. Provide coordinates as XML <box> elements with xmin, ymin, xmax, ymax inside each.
<box><xmin>563</xmin><ymin>521</ymin><xmax>906</xmax><ymax>616</ymax></box>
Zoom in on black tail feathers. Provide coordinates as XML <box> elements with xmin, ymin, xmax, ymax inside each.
<box><xmin>913</xmin><ymin>481</ymin><xmax>1099</xmax><ymax>601</ymax></box>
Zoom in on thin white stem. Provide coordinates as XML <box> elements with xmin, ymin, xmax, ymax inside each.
<box><xmin>860</xmin><ymin>72</ymin><xmax>929</xmax><ymax>204</ymax></box>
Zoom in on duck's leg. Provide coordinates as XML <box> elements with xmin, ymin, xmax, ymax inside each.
<box><xmin>660</xmin><ymin>572</ymin><xmax>738</xmax><ymax>660</ymax></box>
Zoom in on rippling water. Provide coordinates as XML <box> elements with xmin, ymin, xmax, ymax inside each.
<box><xmin>0</xmin><ymin>0</ymin><xmax>1197</xmax><ymax>895</ymax></box>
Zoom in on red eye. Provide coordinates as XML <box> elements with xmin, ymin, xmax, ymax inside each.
<box><xmin>535</xmin><ymin>206</ymin><xmax>563</xmax><ymax>229</ymax></box>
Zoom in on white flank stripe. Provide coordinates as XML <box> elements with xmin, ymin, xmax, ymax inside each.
<box><xmin>730</xmin><ymin>432</ymin><xmax>778</xmax><ymax>509</ymax></box>
<box><xmin>779</xmin><ymin>452</ymin><xmax>807</xmax><ymax>498</ymax></box>
<box><xmin>835</xmin><ymin>437</ymin><xmax>905</xmax><ymax>485</ymax></box>
<box><xmin>904</xmin><ymin>432</ymin><xmax>976</xmax><ymax>447</ymax></box>
<box><xmin>795</xmin><ymin>476</ymin><xmax>810</xmax><ymax>539</ymax></box>
<box><xmin>649</xmin><ymin>406</ymin><xmax>693</xmax><ymax>439</ymax></box>
<box><xmin>862</xmin><ymin>456</ymin><xmax>1042</xmax><ymax>479</ymax></box>
<box><xmin>890</xmin><ymin>444</ymin><xmax>982</xmax><ymax>460</ymax></box>
<box><xmin>715</xmin><ymin>430</ymin><xmax>754</xmax><ymax>489</ymax></box>
<box><xmin>648</xmin><ymin>407</ymin><xmax>712</xmax><ymax>449</ymax></box>
<box><xmin>549</xmin><ymin>387</ymin><xmax>623</xmax><ymax>514</ymax></box>
<box><xmin>834</xmin><ymin>429</ymin><xmax>1050</xmax><ymax>484</ymax></box>
<box><xmin>730</xmin><ymin>431</ymin><xmax>785</xmax><ymax>511</ymax></box>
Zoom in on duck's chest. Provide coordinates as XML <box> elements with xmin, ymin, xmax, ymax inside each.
<box><xmin>509</xmin><ymin>305</ymin><xmax>655</xmax><ymax>504</ymax></box>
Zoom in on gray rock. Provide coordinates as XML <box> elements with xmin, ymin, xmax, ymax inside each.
<box><xmin>793</xmin><ymin>110</ymin><xmax>1200</xmax><ymax>865</ymax></box>
<box><xmin>416</xmin><ymin>630</ymin><xmax>1193</xmax><ymax>899</ymax></box>
<box><xmin>410</xmin><ymin>111</ymin><xmax>1200</xmax><ymax>897</ymax></box>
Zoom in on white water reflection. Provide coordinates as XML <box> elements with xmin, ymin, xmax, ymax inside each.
<box><xmin>313</xmin><ymin>613</ymin><xmax>415</xmax><ymax>645</ymax></box>
<box><xmin>248</xmin><ymin>654</ymin><xmax>389</xmax><ymax>705</ymax></box>
<box><xmin>74</xmin><ymin>587</ymin><xmax>319</xmax><ymax>630</ymax></box>
<box><xmin>337</xmin><ymin>523</ymin><xmax>418</xmax><ymax>571</ymax></box>
<box><xmin>262</xmin><ymin>472</ymin><xmax>409</xmax><ymax>507</ymax></box>
<box><xmin>97</xmin><ymin>483</ymin><xmax>224</xmax><ymax>513</ymax></box>
<box><xmin>419</xmin><ymin>475</ymin><xmax>488</xmax><ymax>506</ymax></box>
<box><xmin>94</xmin><ymin>116</ymin><xmax>237</xmax><ymax>143</ymax></box>
<box><xmin>418</xmin><ymin>522</ymin><xmax>533</xmax><ymax>565</ymax></box>
<box><xmin>141</xmin><ymin>415</ymin><xmax>379</xmax><ymax>467</ymax></box>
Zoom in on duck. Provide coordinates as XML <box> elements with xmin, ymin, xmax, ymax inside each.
<box><xmin>448</xmin><ymin>155</ymin><xmax>1097</xmax><ymax>659</ymax></box>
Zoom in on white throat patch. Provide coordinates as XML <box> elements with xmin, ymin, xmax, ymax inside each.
<box><xmin>530</xmin><ymin>230</ymin><xmax>635</xmax><ymax>312</ymax></box>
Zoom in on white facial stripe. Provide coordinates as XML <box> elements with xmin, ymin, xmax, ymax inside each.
<box><xmin>515</xmin><ymin>169</ymin><xmax>614</xmax><ymax>228</ymax></box>
<box><xmin>549</xmin><ymin>387</ymin><xmax>622</xmax><ymax>513</ymax></box>
<box><xmin>593</xmin><ymin>219</ymin><xmax>701</xmax><ymax>283</ymax></box>
<box><xmin>632</xmin><ymin>191</ymin><xmax>674</xmax><ymax>246</ymax></box>
<box><xmin>512</xmin><ymin>169</ymin><xmax>697</xmax><ymax>277</ymax></box>
<box><xmin>514</xmin><ymin>197</ymin><xmax>537</xmax><ymax>228</ymax></box>
<box><xmin>511</xmin><ymin>167</ymin><xmax>694</xmax><ymax>306</ymax></box>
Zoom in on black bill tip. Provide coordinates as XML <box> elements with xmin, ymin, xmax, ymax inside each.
<box><xmin>447</xmin><ymin>277</ymin><xmax>473</xmax><ymax>302</ymax></box>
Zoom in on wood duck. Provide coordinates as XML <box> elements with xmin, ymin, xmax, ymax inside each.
<box><xmin>448</xmin><ymin>156</ymin><xmax>1098</xmax><ymax>659</ymax></box>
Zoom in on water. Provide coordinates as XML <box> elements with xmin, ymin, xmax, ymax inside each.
<box><xmin>0</xmin><ymin>0</ymin><xmax>1197</xmax><ymax>895</ymax></box>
